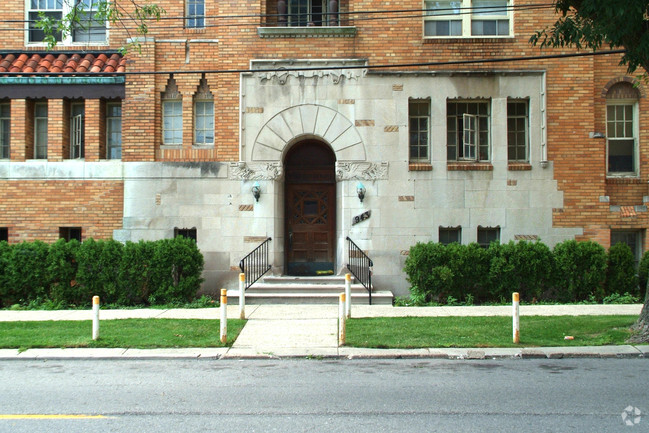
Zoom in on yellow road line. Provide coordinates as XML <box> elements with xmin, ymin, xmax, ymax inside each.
<box><xmin>0</xmin><ymin>414</ymin><xmax>106</xmax><ymax>420</ymax></box>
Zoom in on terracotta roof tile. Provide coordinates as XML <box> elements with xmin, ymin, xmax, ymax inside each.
<box><xmin>0</xmin><ymin>52</ymin><xmax>126</xmax><ymax>74</ymax></box>
<box><xmin>620</xmin><ymin>206</ymin><xmax>636</xmax><ymax>218</ymax></box>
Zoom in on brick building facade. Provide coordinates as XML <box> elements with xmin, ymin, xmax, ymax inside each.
<box><xmin>0</xmin><ymin>0</ymin><xmax>646</xmax><ymax>295</ymax></box>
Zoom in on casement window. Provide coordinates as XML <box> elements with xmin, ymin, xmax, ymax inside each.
<box><xmin>162</xmin><ymin>100</ymin><xmax>182</xmax><ymax>145</ymax></box>
<box><xmin>194</xmin><ymin>100</ymin><xmax>214</xmax><ymax>145</ymax></box>
<box><xmin>70</xmin><ymin>102</ymin><xmax>84</xmax><ymax>159</ymax></box>
<box><xmin>606</xmin><ymin>102</ymin><xmax>637</xmax><ymax>175</ymax></box>
<box><xmin>186</xmin><ymin>0</ymin><xmax>205</xmax><ymax>28</ymax></box>
<box><xmin>477</xmin><ymin>226</ymin><xmax>499</xmax><ymax>248</ymax></box>
<box><xmin>59</xmin><ymin>227</ymin><xmax>82</xmax><ymax>242</ymax></box>
<box><xmin>106</xmin><ymin>101</ymin><xmax>122</xmax><ymax>159</ymax></box>
<box><xmin>611</xmin><ymin>230</ymin><xmax>643</xmax><ymax>268</ymax></box>
<box><xmin>34</xmin><ymin>102</ymin><xmax>48</xmax><ymax>159</ymax></box>
<box><xmin>507</xmin><ymin>100</ymin><xmax>529</xmax><ymax>162</ymax></box>
<box><xmin>288</xmin><ymin>0</ymin><xmax>338</xmax><ymax>26</ymax></box>
<box><xmin>447</xmin><ymin>100</ymin><xmax>490</xmax><ymax>161</ymax></box>
<box><xmin>0</xmin><ymin>228</ymin><xmax>7</xmax><ymax>242</ymax></box>
<box><xmin>409</xmin><ymin>99</ymin><xmax>430</xmax><ymax>162</ymax></box>
<box><xmin>424</xmin><ymin>0</ymin><xmax>511</xmax><ymax>38</ymax></box>
<box><xmin>27</xmin><ymin>0</ymin><xmax>106</xmax><ymax>44</ymax></box>
<box><xmin>0</xmin><ymin>103</ymin><xmax>9</xmax><ymax>159</ymax></box>
<box><xmin>174</xmin><ymin>227</ymin><xmax>197</xmax><ymax>242</ymax></box>
<box><xmin>439</xmin><ymin>226</ymin><xmax>461</xmax><ymax>245</ymax></box>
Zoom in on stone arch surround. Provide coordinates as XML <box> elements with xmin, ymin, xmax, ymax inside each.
<box><xmin>251</xmin><ymin>104</ymin><xmax>366</xmax><ymax>162</ymax></box>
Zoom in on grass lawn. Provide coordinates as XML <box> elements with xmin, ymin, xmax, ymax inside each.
<box><xmin>345</xmin><ymin>316</ymin><xmax>640</xmax><ymax>349</ymax></box>
<box><xmin>0</xmin><ymin>319</ymin><xmax>246</xmax><ymax>350</ymax></box>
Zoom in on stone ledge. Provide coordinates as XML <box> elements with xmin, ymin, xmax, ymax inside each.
<box><xmin>408</xmin><ymin>163</ymin><xmax>432</xmax><ymax>171</ymax></box>
<box><xmin>257</xmin><ymin>26</ymin><xmax>357</xmax><ymax>38</ymax></box>
<box><xmin>508</xmin><ymin>163</ymin><xmax>532</xmax><ymax>171</ymax></box>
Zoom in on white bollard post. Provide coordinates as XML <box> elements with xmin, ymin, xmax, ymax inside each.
<box><xmin>92</xmin><ymin>296</ymin><xmax>100</xmax><ymax>340</ymax></box>
<box><xmin>220</xmin><ymin>289</ymin><xmax>228</xmax><ymax>344</ymax></box>
<box><xmin>338</xmin><ymin>293</ymin><xmax>346</xmax><ymax>346</ymax></box>
<box><xmin>513</xmin><ymin>292</ymin><xmax>520</xmax><ymax>344</ymax></box>
<box><xmin>345</xmin><ymin>273</ymin><xmax>352</xmax><ymax>319</ymax></box>
<box><xmin>239</xmin><ymin>273</ymin><xmax>246</xmax><ymax>320</ymax></box>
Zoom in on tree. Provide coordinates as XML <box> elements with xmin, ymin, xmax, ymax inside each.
<box><xmin>531</xmin><ymin>0</ymin><xmax>649</xmax><ymax>342</ymax></box>
<box><xmin>36</xmin><ymin>0</ymin><xmax>165</xmax><ymax>53</ymax></box>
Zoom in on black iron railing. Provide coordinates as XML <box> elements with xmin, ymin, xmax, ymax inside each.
<box><xmin>346</xmin><ymin>236</ymin><xmax>373</xmax><ymax>305</ymax></box>
<box><xmin>239</xmin><ymin>237</ymin><xmax>272</xmax><ymax>290</ymax></box>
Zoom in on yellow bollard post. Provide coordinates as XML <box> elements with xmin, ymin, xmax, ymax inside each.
<box><xmin>345</xmin><ymin>273</ymin><xmax>352</xmax><ymax>319</ymax></box>
<box><xmin>239</xmin><ymin>273</ymin><xmax>246</xmax><ymax>320</ymax></box>
<box><xmin>220</xmin><ymin>289</ymin><xmax>227</xmax><ymax>344</ymax></box>
<box><xmin>92</xmin><ymin>296</ymin><xmax>100</xmax><ymax>340</ymax></box>
<box><xmin>513</xmin><ymin>292</ymin><xmax>520</xmax><ymax>344</ymax></box>
<box><xmin>339</xmin><ymin>293</ymin><xmax>346</xmax><ymax>346</ymax></box>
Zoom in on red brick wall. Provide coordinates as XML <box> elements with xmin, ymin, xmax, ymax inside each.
<box><xmin>0</xmin><ymin>181</ymin><xmax>124</xmax><ymax>243</ymax></box>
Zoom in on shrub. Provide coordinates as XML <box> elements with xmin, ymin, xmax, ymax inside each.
<box><xmin>4</xmin><ymin>241</ymin><xmax>50</xmax><ymax>305</ymax></box>
<box><xmin>637</xmin><ymin>250</ymin><xmax>649</xmax><ymax>295</ymax></box>
<box><xmin>46</xmin><ymin>239</ymin><xmax>81</xmax><ymax>306</ymax></box>
<box><xmin>605</xmin><ymin>242</ymin><xmax>639</xmax><ymax>297</ymax></box>
<box><xmin>75</xmin><ymin>238</ymin><xmax>124</xmax><ymax>305</ymax></box>
<box><xmin>553</xmin><ymin>240</ymin><xmax>607</xmax><ymax>302</ymax></box>
<box><xmin>119</xmin><ymin>240</ymin><xmax>156</xmax><ymax>305</ymax></box>
<box><xmin>448</xmin><ymin>242</ymin><xmax>491</xmax><ymax>303</ymax></box>
<box><xmin>0</xmin><ymin>241</ymin><xmax>11</xmax><ymax>307</ymax></box>
<box><xmin>489</xmin><ymin>240</ymin><xmax>556</xmax><ymax>302</ymax></box>
<box><xmin>404</xmin><ymin>241</ymin><xmax>450</xmax><ymax>303</ymax></box>
<box><xmin>148</xmin><ymin>236</ymin><xmax>204</xmax><ymax>305</ymax></box>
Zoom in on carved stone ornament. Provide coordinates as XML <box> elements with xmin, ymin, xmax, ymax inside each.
<box><xmin>229</xmin><ymin>162</ymin><xmax>283</xmax><ymax>180</ymax></box>
<box><xmin>335</xmin><ymin>162</ymin><xmax>388</xmax><ymax>181</ymax></box>
<box><xmin>252</xmin><ymin>59</ymin><xmax>367</xmax><ymax>85</ymax></box>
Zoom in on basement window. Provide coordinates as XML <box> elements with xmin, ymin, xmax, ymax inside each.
<box><xmin>60</xmin><ymin>227</ymin><xmax>82</xmax><ymax>242</ymax></box>
<box><xmin>174</xmin><ymin>227</ymin><xmax>197</xmax><ymax>242</ymax></box>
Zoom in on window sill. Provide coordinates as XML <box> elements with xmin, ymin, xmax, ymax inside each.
<box><xmin>160</xmin><ymin>144</ymin><xmax>182</xmax><ymax>149</ymax></box>
<box><xmin>408</xmin><ymin>162</ymin><xmax>432</xmax><ymax>171</ymax></box>
<box><xmin>508</xmin><ymin>162</ymin><xmax>532</xmax><ymax>171</ymax></box>
<box><xmin>258</xmin><ymin>26</ymin><xmax>357</xmax><ymax>38</ymax></box>
<box><xmin>184</xmin><ymin>28</ymin><xmax>206</xmax><ymax>34</ymax></box>
<box><xmin>193</xmin><ymin>144</ymin><xmax>215</xmax><ymax>149</ymax></box>
<box><xmin>605</xmin><ymin>176</ymin><xmax>642</xmax><ymax>184</ymax></box>
<box><xmin>447</xmin><ymin>162</ymin><xmax>493</xmax><ymax>171</ymax></box>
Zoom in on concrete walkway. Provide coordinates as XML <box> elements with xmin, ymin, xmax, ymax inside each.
<box><xmin>0</xmin><ymin>304</ymin><xmax>647</xmax><ymax>360</ymax></box>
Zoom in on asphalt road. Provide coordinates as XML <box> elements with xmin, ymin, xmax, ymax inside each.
<box><xmin>0</xmin><ymin>358</ymin><xmax>647</xmax><ymax>432</ymax></box>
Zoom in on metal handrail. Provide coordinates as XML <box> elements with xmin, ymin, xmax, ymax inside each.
<box><xmin>239</xmin><ymin>237</ymin><xmax>272</xmax><ymax>290</ymax></box>
<box><xmin>346</xmin><ymin>236</ymin><xmax>373</xmax><ymax>305</ymax></box>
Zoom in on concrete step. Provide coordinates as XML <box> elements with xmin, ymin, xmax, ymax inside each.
<box><xmin>246</xmin><ymin>282</ymin><xmax>369</xmax><ymax>294</ymax></box>
<box><xmin>226</xmin><ymin>289</ymin><xmax>394</xmax><ymax>305</ymax></box>
<box><xmin>262</xmin><ymin>275</ymin><xmax>354</xmax><ymax>285</ymax></box>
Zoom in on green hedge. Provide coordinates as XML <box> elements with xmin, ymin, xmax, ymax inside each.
<box><xmin>405</xmin><ymin>239</ymin><xmax>643</xmax><ymax>304</ymax></box>
<box><xmin>0</xmin><ymin>237</ymin><xmax>204</xmax><ymax>308</ymax></box>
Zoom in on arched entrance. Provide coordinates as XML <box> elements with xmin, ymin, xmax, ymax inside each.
<box><xmin>284</xmin><ymin>139</ymin><xmax>336</xmax><ymax>276</ymax></box>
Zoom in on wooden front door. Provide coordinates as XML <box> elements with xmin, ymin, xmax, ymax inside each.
<box><xmin>284</xmin><ymin>140</ymin><xmax>336</xmax><ymax>276</ymax></box>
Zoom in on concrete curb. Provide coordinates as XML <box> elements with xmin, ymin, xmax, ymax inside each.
<box><xmin>0</xmin><ymin>345</ymin><xmax>646</xmax><ymax>361</ymax></box>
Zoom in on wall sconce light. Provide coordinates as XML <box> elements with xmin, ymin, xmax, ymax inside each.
<box><xmin>356</xmin><ymin>182</ymin><xmax>366</xmax><ymax>203</ymax></box>
<box><xmin>251</xmin><ymin>181</ymin><xmax>261</xmax><ymax>202</ymax></box>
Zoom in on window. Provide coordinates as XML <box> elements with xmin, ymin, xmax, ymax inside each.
<box><xmin>288</xmin><ymin>0</ymin><xmax>338</xmax><ymax>26</ymax></box>
<box><xmin>34</xmin><ymin>102</ymin><xmax>48</xmax><ymax>159</ymax></box>
<box><xmin>59</xmin><ymin>227</ymin><xmax>82</xmax><ymax>242</ymax></box>
<box><xmin>447</xmin><ymin>100</ymin><xmax>490</xmax><ymax>161</ymax></box>
<box><xmin>186</xmin><ymin>0</ymin><xmax>205</xmax><ymax>28</ymax></box>
<box><xmin>174</xmin><ymin>227</ymin><xmax>197</xmax><ymax>242</ymax></box>
<box><xmin>611</xmin><ymin>230</ymin><xmax>643</xmax><ymax>268</ymax></box>
<box><xmin>193</xmin><ymin>77</ymin><xmax>214</xmax><ymax>146</ymax></box>
<box><xmin>439</xmin><ymin>226</ymin><xmax>461</xmax><ymax>244</ymax></box>
<box><xmin>106</xmin><ymin>101</ymin><xmax>122</xmax><ymax>159</ymax></box>
<box><xmin>0</xmin><ymin>103</ymin><xmax>9</xmax><ymax>159</ymax></box>
<box><xmin>607</xmin><ymin>103</ymin><xmax>636</xmax><ymax>174</ymax></box>
<box><xmin>424</xmin><ymin>0</ymin><xmax>510</xmax><ymax>38</ymax></box>
<box><xmin>162</xmin><ymin>100</ymin><xmax>182</xmax><ymax>145</ymax></box>
<box><xmin>477</xmin><ymin>226</ymin><xmax>499</xmax><ymax>248</ymax></box>
<box><xmin>70</xmin><ymin>102</ymin><xmax>84</xmax><ymax>159</ymax></box>
<box><xmin>0</xmin><ymin>228</ymin><xmax>7</xmax><ymax>242</ymax></box>
<box><xmin>409</xmin><ymin>99</ymin><xmax>430</xmax><ymax>162</ymax></box>
<box><xmin>507</xmin><ymin>100</ymin><xmax>528</xmax><ymax>162</ymax></box>
<box><xmin>28</xmin><ymin>0</ymin><xmax>106</xmax><ymax>44</ymax></box>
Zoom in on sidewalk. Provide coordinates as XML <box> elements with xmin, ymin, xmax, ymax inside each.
<box><xmin>0</xmin><ymin>304</ymin><xmax>646</xmax><ymax>360</ymax></box>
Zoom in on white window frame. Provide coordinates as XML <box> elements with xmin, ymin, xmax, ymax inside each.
<box><xmin>162</xmin><ymin>99</ymin><xmax>183</xmax><ymax>146</ymax></box>
<box><xmin>34</xmin><ymin>101</ymin><xmax>48</xmax><ymax>159</ymax></box>
<box><xmin>193</xmin><ymin>99</ymin><xmax>214</xmax><ymax>146</ymax></box>
<box><xmin>106</xmin><ymin>101</ymin><xmax>121</xmax><ymax>159</ymax></box>
<box><xmin>186</xmin><ymin>0</ymin><xmax>205</xmax><ymax>29</ymax></box>
<box><xmin>424</xmin><ymin>0</ymin><xmax>512</xmax><ymax>38</ymax></box>
<box><xmin>0</xmin><ymin>103</ymin><xmax>9</xmax><ymax>159</ymax></box>
<box><xmin>606</xmin><ymin>100</ymin><xmax>638</xmax><ymax>176</ymax></box>
<box><xmin>70</xmin><ymin>101</ymin><xmax>84</xmax><ymax>159</ymax></box>
<box><xmin>507</xmin><ymin>99</ymin><xmax>529</xmax><ymax>162</ymax></box>
<box><xmin>26</xmin><ymin>0</ymin><xmax>107</xmax><ymax>45</ymax></box>
<box><xmin>447</xmin><ymin>100</ymin><xmax>490</xmax><ymax>162</ymax></box>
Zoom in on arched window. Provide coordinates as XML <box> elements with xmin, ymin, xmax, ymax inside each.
<box><xmin>193</xmin><ymin>77</ymin><xmax>214</xmax><ymax>146</ymax></box>
<box><xmin>162</xmin><ymin>77</ymin><xmax>182</xmax><ymax>146</ymax></box>
<box><xmin>606</xmin><ymin>81</ymin><xmax>640</xmax><ymax>175</ymax></box>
